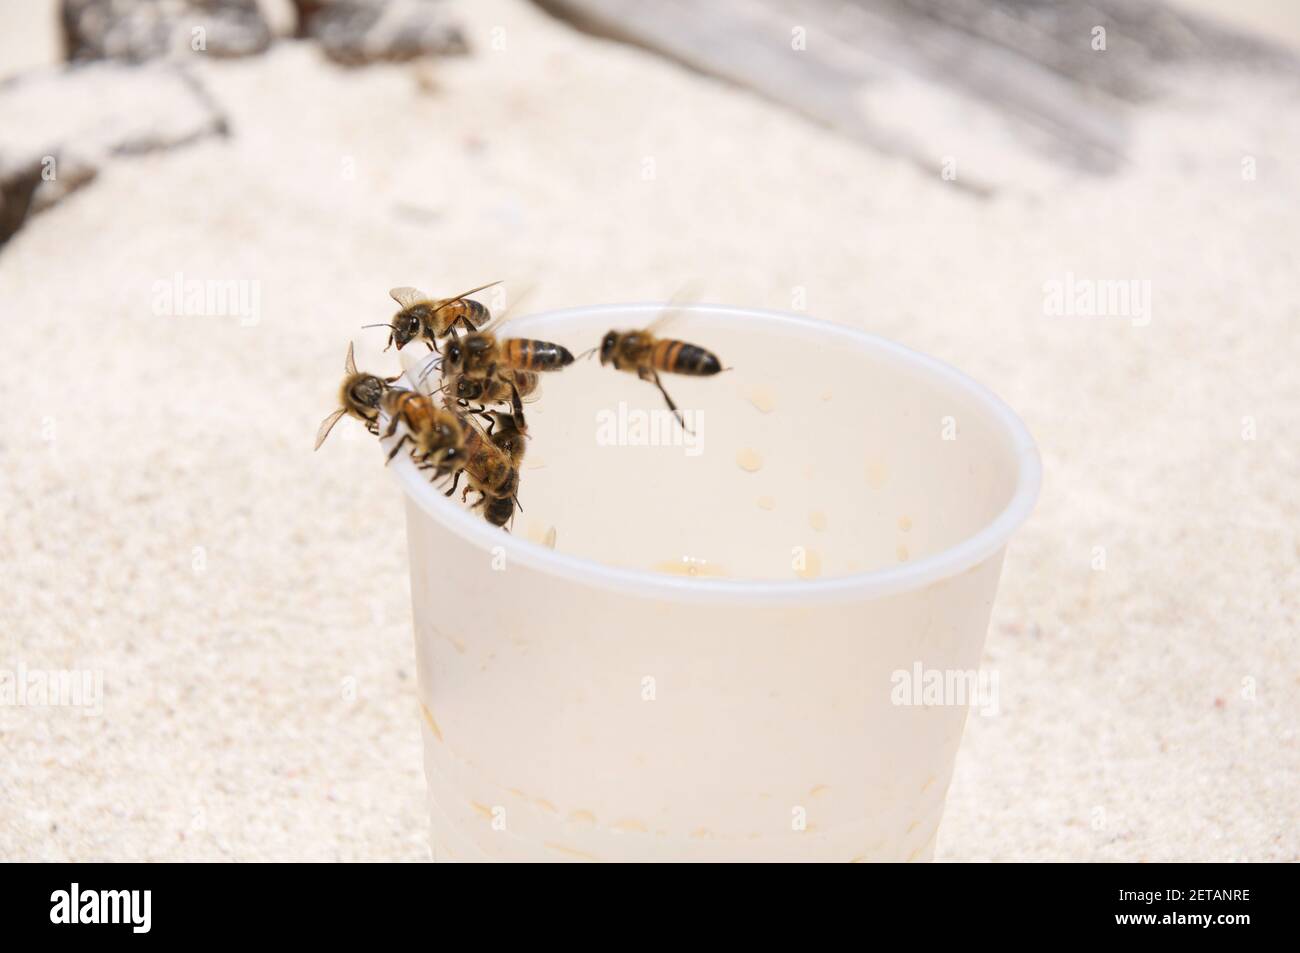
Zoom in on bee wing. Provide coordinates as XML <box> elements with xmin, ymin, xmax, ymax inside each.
<box><xmin>645</xmin><ymin>282</ymin><xmax>704</xmax><ymax>335</ymax></box>
<box><xmin>429</xmin><ymin>280</ymin><xmax>506</xmax><ymax>326</ymax></box>
<box><xmin>390</xmin><ymin>286</ymin><xmax>427</xmax><ymax>309</ymax></box>
<box><xmin>314</xmin><ymin>407</ymin><xmax>347</xmax><ymax>451</ymax></box>
<box><xmin>344</xmin><ymin>341</ymin><xmax>358</xmax><ymax>376</ymax></box>
<box><xmin>473</xmin><ymin>282</ymin><xmax>536</xmax><ymax>337</ymax></box>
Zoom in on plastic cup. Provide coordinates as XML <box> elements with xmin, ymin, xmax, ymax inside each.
<box><xmin>384</xmin><ymin>304</ymin><xmax>1040</xmax><ymax>862</ymax></box>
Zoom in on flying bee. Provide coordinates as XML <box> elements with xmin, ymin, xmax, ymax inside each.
<box><xmin>315</xmin><ymin>342</ymin><xmax>399</xmax><ymax>450</ymax></box>
<box><xmin>595</xmin><ymin>309</ymin><xmax>723</xmax><ymax>432</ymax></box>
<box><xmin>379</xmin><ymin>389</ymin><xmax>465</xmax><ymax>475</ymax></box>
<box><xmin>444</xmin><ymin>421</ymin><xmax>520</xmax><ymax>529</ymax></box>
<box><xmin>370</xmin><ymin>281</ymin><xmax>502</xmax><ymax>351</ymax></box>
<box><xmin>442</xmin><ymin>331</ymin><xmax>574</xmax><ymax>429</ymax></box>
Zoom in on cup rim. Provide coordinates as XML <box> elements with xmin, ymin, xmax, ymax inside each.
<box><xmin>385</xmin><ymin>303</ymin><xmax>1041</xmax><ymax>607</ymax></box>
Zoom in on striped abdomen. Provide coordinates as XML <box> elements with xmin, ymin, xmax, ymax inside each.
<box><xmin>651</xmin><ymin>339</ymin><xmax>722</xmax><ymax>376</ymax></box>
<box><xmin>501</xmin><ymin>338</ymin><xmax>575</xmax><ymax>371</ymax></box>
<box><xmin>432</xmin><ymin>298</ymin><xmax>491</xmax><ymax>334</ymax></box>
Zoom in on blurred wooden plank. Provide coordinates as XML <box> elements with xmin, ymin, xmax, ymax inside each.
<box><xmin>533</xmin><ymin>0</ymin><xmax>1297</xmax><ymax>192</ymax></box>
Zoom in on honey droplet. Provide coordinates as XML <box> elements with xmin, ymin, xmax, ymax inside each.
<box><xmin>865</xmin><ymin>459</ymin><xmax>888</xmax><ymax>489</ymax></box>
<box><xmin>820</xmin><ymin>389</ymin><xmax>834</xmax><ymax>402</ymax></box>
<box><xmin>543</xmin><ymin>526</ymin><xmax>557</xmax><ymax>549</ymax></box>
<box><xmin>568</xmin><ymin>809</ymin><xmax>597</xmax><ymax>826</ymax></box>
<box><xmin>736</xmin><ymin>448</ymin><xmax>763</xmax><ymax>472</ymax></box>
<box><xmin>897</xmin><ymin>544</ymin><xmax>910</xmax><ymax>562</ymax></box>
<box><xmin>420</xmin><ymin>703</ymin><xmax>443</xmax><ymax>742</ymax></box>
<box><xmin>809</xmin><ymin>510</ymin><xmax>827</xmax><ymax>531</ymax></box>
<box><xmin>757</xmin><ymin>495</ymin><xmax>776</xmax><ymax>511</ymax></box>
<box><xmin>612</xmin><ymin>818</ymin><xmax>648</xmax><ymax>833</ymax></box>
<box><xmin>745</xmin><ymin>387</ymin><xmax>776</xmax><ymax>413</ymax></box>
<box><xmin>899</xmin><ymin>515</ymin><xmax>913</xmax><ymax>532</ymax></box>
<box><xmin>795</xmin><ymin>548</ymin><xmax>822</xmax><ymax>580</ymax></box>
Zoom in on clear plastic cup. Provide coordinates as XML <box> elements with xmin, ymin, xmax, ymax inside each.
<box><xmin>384</xmin><ymin>304</ymin><xmax>1040</xmax><ymax>862</ymax></box>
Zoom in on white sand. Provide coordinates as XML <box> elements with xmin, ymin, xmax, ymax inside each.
<box><xmin>0</xmin><ymin>0</ymin><xmax>1296</xmax><ymax>860</ymax></box>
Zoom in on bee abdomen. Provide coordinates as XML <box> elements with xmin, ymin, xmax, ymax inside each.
<box><xmin>448</xmin><ymin>299</ymin><xmax>490</xmax><ymax>327</ymax></box>
<box><xmin>505</xmin><ymin>338</ymin><xmax>575</xmax><ymax>371</ymax></box>
<box><xmin>655</xmin><ymin>340</ymin><xmax>722</xmax><ymax>376</ymax></box>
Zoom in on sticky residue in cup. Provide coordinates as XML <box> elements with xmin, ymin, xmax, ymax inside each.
<box><xmin>568</xmin><ymin>809</ymin><xmax>597</xmax><ymax>826</ymax></box>
<box><xmin>612</xmin><ymin>818</ymin><xmax>648</xmax><ymax>833</ymax></box>
<box><xmin>736</xmin><ymin>448</ymin><xmax>763</xmax><ymax>472</ymax></box>
<box><xmin>654</xmin><ymin>556</ymin><xmax>727</xmax><ymax>578</ymax></box>
<box><xmin>545</xmin><ymin>842</ymin><xmax>600</xmax><ymax>861</ymax></box>
<box><xmin>543</xmin><ymin>526</ymin><xmax>557</xmax><ymax>549</ymax></box>
<box><xmin>420</xmin><ymin>702</ymin><xmax>443</xmax><ymax>742</ymax></box>
<box><xmin>745</xmin><ymin>386</ymin><xmax>776</xmax><ymax>413</ymax></box>
<box><xmin>757</xmin><ymin>495</ymin><xmax>776</xmax><ymax>511</ymax></box>
<box><xmin>865</xmin><ymin>458</ymin><xmax>888</xmax><ymax>489</ymax></box>
<box><xmin>820</xmin><ymin>388</ymin><xmax>834</xmax><ymax>402</ymax></box>
<box><xmin>899</xmin><ymin>515</ymin><xmax>913</xmax><ymax>532</ymax></box>
<box><xmin>809</xmin><ymin>784</ymin><xmax>830</xmax><ymax>798</ymax></box>
<box><xmin>809</xmin><ymin>510</ymin><xmax>827</xmax><ymax>532</ymax></box>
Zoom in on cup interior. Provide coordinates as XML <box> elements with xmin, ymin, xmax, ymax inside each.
<box><xmin>394</xmin><ymin>304</ymin><xmax>1039</xmax><ymax>590</ymax></box>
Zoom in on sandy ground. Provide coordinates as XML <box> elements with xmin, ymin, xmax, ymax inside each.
<box><xmin>0</xmin><ymin>0</ymin><xmax>1296</xmax><ymax>860</ymax></box>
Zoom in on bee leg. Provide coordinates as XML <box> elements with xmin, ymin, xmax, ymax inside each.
<box><xmin>460</xmin><ymin>314</ymin><xmax>476</xmax><ymax>336</ymax></box>
<box><xmin>646</xmin><ymin>369</ymin><xmax>691</xmax><ymax>434</ymax></box>
<box><xmin>483</xmin><ymin>413</ymin><xmax>496</xmax><ymax>436</ymax></box>
<box><xmin>508</xmin><ymin>380</ymin><xmax>527</xmax><ymax>432</ymax></box>
<box><xmin>383</xmin><ymin>414</ymin><xmax>400</xmax><ymax>438</ymax></box>
<box><xmin>444</xmin><ymin>470</ymin><xmax>462</xmax><ymax>498</ymax></box>
<box><xmin>385</xmin><ymin>434</ymin><xmax>410</xmax><ymax>464</ymax></box>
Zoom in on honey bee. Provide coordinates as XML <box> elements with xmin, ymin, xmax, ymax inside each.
<box><xmin>443</xmin><ymin>421</ymin><xmax>520</xmax><ymax>529</ymax></box>
<box><xmin>486</xmin><ymin>411</ymin><xmax>527</xmax><ymax>466</ymax></box>
<box><xmin>442</xmin><ymin>331</ymin><xmax>573</xmax><ymax>429</ymax></box>
<box><xmin>596</xmin><ymin>312</ymin><xmax>723</xmax><ymax>431</ymax></box>
<box><xmin>315</xmin><ymin>342</ymin><xmax>398</xmax><ymax>450</ymax></box>
<box><xmin>379</xmin><ymin>388</ymin><xmax>465</xmax><ymax>475</ymax></box>
<box><xmin>439</xmin><ymin>370</ymin><xmax>539</xmax><ymax>426</ymax></box>
<box><xmin>372</xmin><ymin>281</ymin><xmax>501</xmax><ymax>351</ymax></box>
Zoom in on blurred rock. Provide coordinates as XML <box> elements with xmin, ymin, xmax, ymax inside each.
<box><xmin>293</xmin><ymin>0</ymin><xmax>468</xmax><ymax>65</ymax></box>
<box><xmin>61</xmin><ymin>0</ymin><xmax>273</xmax><ymax>62</ymax></box>
<box><xmin>0</xmin><ymin>62</ymin><xmax>227</xmax><ymax>245</ymax></box>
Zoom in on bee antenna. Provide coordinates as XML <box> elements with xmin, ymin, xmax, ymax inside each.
<box><xmin>361</xmin><ymin>323</ymin><xmax>395</xmax><ymax>329</ymax></box>
<box><xmin>578</xmin><ymin>346</ymin><xmax>599</xmax><ymax>361</ymax></box>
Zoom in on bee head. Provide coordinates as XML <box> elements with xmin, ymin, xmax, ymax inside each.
<box><xmin>350</xmin><ymin>374</ymin><xmax>385</xmax><ymax>410</ymax></box>
<box><xmin>443</xmin><ymin>339</ymin><xmax>465</xmax><ymax>372</ymax></box>
<box><xmin>484</xmin><ymin>495</ymin><xmax>514</xmax><ymax>528</ymax></box>
<box><xmin>453</xmin><ymin>375</ymin><xmax>479</xmax><ymax>400</ymax></box>
<box><xmin>392</xmin><ymin>311</ymin><xmax>423</xmax><ymax>350</ymax></box>
<box><xmin>599</xmin><ymin>331</ymin><xmax>618</xmax><ymax>365</ymax></box>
